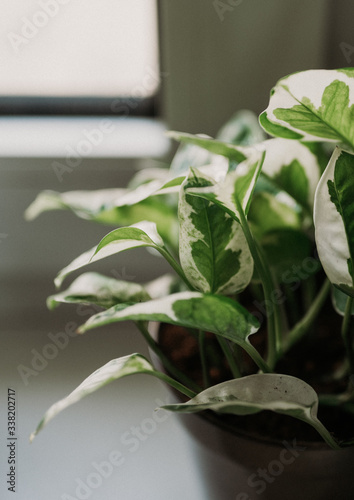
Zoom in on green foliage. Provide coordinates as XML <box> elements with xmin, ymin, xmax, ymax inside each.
<box><xmin>28</xmin><ymin>70</ymin><xmax>354</xmax><ymax>449</ymax></box>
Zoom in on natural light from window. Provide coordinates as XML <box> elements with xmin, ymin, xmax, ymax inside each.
<box><xmin>0</xmin><ymin>0</ymin><xmax>159</xmax><ymax>98</ymax></box>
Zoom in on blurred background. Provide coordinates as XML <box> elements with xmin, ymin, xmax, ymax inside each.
<box><xmin>1</xmin><ymin>1</ymin><xmax>354</xmax><ymax>498</ymax></box>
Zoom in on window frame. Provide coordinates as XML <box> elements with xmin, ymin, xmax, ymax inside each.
<box><xmin>0</xmin><ymin>95</ymin><xmax>158</xmax><ymax>117</ymax></box>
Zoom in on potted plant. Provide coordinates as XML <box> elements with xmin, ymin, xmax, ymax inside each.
<box><xmin>27</xmin><ymin>69</ymin><xmax>354</xmax><ymax>499</ymax></box>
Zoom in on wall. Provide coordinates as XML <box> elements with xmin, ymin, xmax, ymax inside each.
<box><xmin>159</xmin><ymin>0</ymin><xmax>353</xmax><ymax>136</ymax></box>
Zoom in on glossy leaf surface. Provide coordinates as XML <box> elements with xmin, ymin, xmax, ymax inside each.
<box><xmin>314</xmin><ymin>148</ymin><xmax>354</xmax><ymax>297</ymax></box>
<box><xmin>55</xmin><ymin>221</ymin><xmax>165</xmax><ymax>288</ymax></box>
<box><xmin>260</xmin><ymin>68</ymin><xmax>354</xmax><ymax>148</ymax></box>
<box><xmin>47</xmin><ymin>272</ymin><xmax>150</xmax><ymax>310</ymax></box>
<box><xmin>178</xmin><ymin>169</ymin><xmax>253</xmax><ymax>294</ymax></box>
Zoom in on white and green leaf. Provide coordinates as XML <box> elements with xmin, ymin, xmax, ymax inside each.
<box><xmin>331</xmin><ymin>285</ymin><xmax>354</xmax><ymax>317</ymax></box>
<box><xmin>216</xmin><ymin>110</ymin><xmax>266</xmax><ymax>146</ymax></box>
<box><xmin>127</xmin><ymin>166</ymin><xmax>171</xmax><ymax>189</ymax></box>
<box><xmin>47</xmin><ymin>272</ymin><xmax>151</xmax><ymax>310</ymax></box>
<box><xmin>169</xmin><ymin>136</ymin><xmax>227</xmax><ymax>176</ymax></box>
<box><xmin>54</xmin><ymin>221</ymin><xmax>166</xmax><ymax>288</ymax></box>
<box><xmin>314</xmin><ymin>148</ymin><xmax>354</xmax><ymax>297</ymax></box>
<box><xmin>167</xmin><ymin>131</ymin><xmax>249</xmax><ymax>163</ymax></box>
<box><xmin>25</xmin><ymin>187</ymin><xmax>179</xmax><ymax>249</ymax></box>
<box><xmin>186</xmin><ymin>150</ymin><xmax>265</xmax><ymax>223</ymax></box>
<box><xmin>260</xmin><ymin>68</ymin><xmax>354</xmax><ymax>148</ymax></box>
<box><xmin>248</xmin><ymin>192</ymin><xmax>301</xmax><ymax>239</ymax></box>
<box><xmin>162</xmin><ymin>373</ymin><xmax>340</xmax><ymax>448</ymax></box>
<box><xmin>144</xmin><ymin>274</ymin><xmax>185</xmax><ymax>299</ymax></box>
<box><xmin>78</xmin><ymin>291</ymin><xmax>260</xmax><ymax>350</ymax></box>
<box><xmin>29</xmin><ymin>354</ymin><xmax>163</xmax><ymax>441</ymax></box>
<box><xmin>258</xmin><ymin>229</ymin><xmax>314</xmax><ymax>281</ymax></box>
<box><xmin>25</xmin><ymin>188</ymin><xmax>126</xmax><ymax>221</ymax></box>
<box><xmin>259</xmin><ymin>138</ymin><xmax>323</xmax><ymax>208</ymax></box>
<box><xmin>178</xmin><ymin>168</ymin><xmax>253</xmax><ymax>294</ymax></box>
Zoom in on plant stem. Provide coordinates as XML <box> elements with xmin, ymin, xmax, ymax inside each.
<box><xmin>159</xmin><ymin>246</ymin><xmax>194</xmax><ymax>290</ymax></box>
<box><xmin>281</xmin><ymin>279</ymin><xmax>331</xmax><ymax>360</ymax></box>
<box><xmin>306</xmin><ymin>418</ymin><xmax>340</xmax><ymax>450</ymax></box>
<box><xmin>238</xmin><ymin>208</ymin><xmax>281</xmax><ymax>369</ymax></box>
<box><xmin>341</xmin><ymin>296</ymin><xmax>354</xmax><ymax>375</ymax></box>
<box><xmin>152</xmin><ymin>371</ymin><xmax>197</xmax><ymax>399</ymax></box>
<box><xmin>242</xmin><ymin>341</ymin><xmax>272</xmax><ymax>373</ymax></box>
<box><xmin>302</xmin><ymin>273</ymin><xmax>317</xmax><ymax>315</ymax></box>
<box><xmin>137</xmin><ymin>322</ymin><xmax>202</xmax><ymax>393</ymax></box>
<box><xmin>309</xmin><ymin>418</ymin><xmax>341</xmax><ymax>450</ymax></box>
<box><xmin>216</xmin><ymin>336</ymin><xmax>241</xmax><ymax>379</ymax></box>
<box><xmin>199</xmin><ymin>330</ymin><xmax>211</xmax><ymax>387</ymax></box>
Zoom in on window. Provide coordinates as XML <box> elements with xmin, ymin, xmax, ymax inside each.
<box><xmin>0</xmin><ymin>0</ymin><xmax>160</xmax><ymax>115</ymax></box>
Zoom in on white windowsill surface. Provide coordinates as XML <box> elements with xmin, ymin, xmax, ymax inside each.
<box><xmin>0</xmin><ymin>117</ymin><xmax>170</xmax><ymax>158</ymax></box>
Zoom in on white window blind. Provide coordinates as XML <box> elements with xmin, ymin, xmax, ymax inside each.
<box><xmin>0</xmin><ymin>0</ymin><xmax>159</xmax><ymax>98</ymax></box>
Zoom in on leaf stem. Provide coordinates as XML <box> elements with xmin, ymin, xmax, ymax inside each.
<box><xmin>281</xmin><ymin>279</ymin><xmax>331</xmax><ymax>359</ymax></box>
<box><xmin>151</xmin><ymin>371</ymin><xmax>197</xmax><ymax>399</ymax></box>
<box><xmin>216</xmin><ymin>336</ymin><xmax>241</xmax><ymax>379</ymax></box>
<box><xmin>159</xmin><ymin>246</ymin><xmax>194</xmax><ymax>290</ymax></box>
<box><xmin>308</xmin><ymin>418</ymin><xmax>341</xmax><ymax>450</ymax></box>
<box><xmin>199</xmin><ymin>330</ymin><xmax>211</xmax><ymax>387</ymax></box>
<box><xmin>242</xmin><ymin>341</ymin><xmax>272</xmax><ymax>373</ymax></box>
<box><xmin>137</xmin><ymin>321</ymin><xmax>202</xmax><ymax>393</ymax></box>
<box><xmin>341</xmin><ymin>296</ymin><xmax>354</xmax><ymax>375</ymax></box>
<box><xmin>237</xmin><ymin>208</ymin><xmax>281</xmax><ymax>369</ymax></box>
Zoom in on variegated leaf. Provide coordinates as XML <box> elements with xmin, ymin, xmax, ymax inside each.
<box><xmin>332</xmin><ymin>285</ymin><xmax>354</xmax><ymax>317</ymax></box>
<box><xmin>258</xmin><ymin>229</ymin><xmax>314</xmax><ymax>281</ymax></box>
<box><xmin>186</xmin><ymin>150</ymin><xmax>265</xmax><ymax>223</ymax></box>
<box><xmin>167</xmin><ymin>131</ymin><xmax>249</xmax><ymax>163</ymax></box>
<box><xmin>127</xmin><ymin>167</ymin><xmax>171</xmax><ymax>189</ymax></box>
<box><xmin>25</xmin><ymin>188</ymin><xmax>126</xmax><ymax>221</ymax></box>
<box><xmin>155</xmin><ymin>163</ymin><xmax>229</xmax><ymax>196</ymax></box>
<box><xmin>30</xmin><ymin>354</ymin><xmax>161</xmax><ymax>441</ymax></box>
<box><xmin>314</xmin><ymin>148</ymin><xmax>354</xmax><ymax>297</ymax></box>
<box><xmin>161</xmin><ymin>374</ymin><xmax>339</xmax><ymax>448</ymax></box>
<box><xmin>259</xmin><ymin>138</ymin><xmax>323</xmax><ymax>208</ymax></box>
<box><xmin>144</xmin><ymin>274</ymin><xmax>184</xmax><ymax>299</ymax></box>
<box><xmin>54</xmin><ymin>221</ymin><xmax>165</xmax><ymax>288</ymax></box>
<box><xmin>216</xmin><ymin>110</ymin><xmax>266</xmax><ymax>145</ymax></box>
<box><xmin>47</xmin><ymin>272</ymin><xmax>150</xmax><ymax>310</ymax></box>
<box><xmin>77</xmin><ymin>291</ymin><xmax>260</xmax><ymax>349</ymax></box>
<box><xmin>178</xmin><ymin>168</ymin><xmax>253</xmax><ymax>294</ymax></box>
<box><xmin>25</xmin><ymin>187</ymin><xmax>179</xmax><ymax>250</ymax></box>
<box><xmin>248</xmin><ymin>191</ymin><xmax>301</xmax><ymax>239</ymax></box>
<box><xmin>169</xmin><ymin>137</ymin><xmax>227</xmax><ymax>176</ymax></box>
<box><xmin>260</xmin><ymin>68</ymin><xmax>354</xmax><ymax>148</ymax></box>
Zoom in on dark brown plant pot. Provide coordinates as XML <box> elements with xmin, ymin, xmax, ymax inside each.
<box><xmin>149</xmin><ymin>322</ymin><xmax>354</xmax><ymax>500</ymax></box>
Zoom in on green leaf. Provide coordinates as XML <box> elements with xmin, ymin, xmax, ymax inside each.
<box><xmin>169</xmin><ymin>138</ymin><xmax>226</xmax><ymax>176</ymax></box>
<box><xmin>47</xmin><ymin>272</ymin><xmax>150</xmax><ymax>310</ymax></box>
<box><xmin>332</xmin><ymin>285</ymin><xmax>354</xmax><ymax>317</ymax></box>
<box><xmin>25</xmin><ymin>187</ymin><xmax>179</xmax><ymax>250</ymax></box>
<box><xmin>259</xmin><ymin>138</ymin><xmax>323</xmax><ymax>209</ymax></box>
<box><xmin>259</xmin><ymin>229</ymin><xmax>314</xmax><ymax>280</ymax></box>
<box><xmin>29</xmin><ymin>354</ymin><xmax>162</xmax><ymax>441</ymax></box>
<box><xmin>127</xmin><ymin>166</ymin><xmax>171</xmax><ymax>189</ymax></box>
<box><xmin>186</xmin><ymin>150</ymin><xmax>265</xmax><ymax>223</ymax></box>
<box><xmin>25</xmin><ymin>188</ymin><xmax>126</xmax><ymax>221</ymax></box>
<box><xmin>178</xmin><ymin>168</ymin><xmax>253</xmax><ymax>294</ymax></box>
<box><xmin>161</xmin><ymin>374</ymin><xmax>340</xmax><ymax>448</ymax></box>
<box><xmin>260</xmin><ymin>69</ymin><xmax>354</xmax><ymax>148</ymax></box>
<box><xmin>314</xmin><ymin>148</ymin><xmax>354</xmax><ymax>297</ymax></box>
<box><xmin>54</xmin><ymin>221</ymin><xmax>165</xmax><ymax>288</ymax></box>
<box><xmin>216</xmin><ymin>110</ymin><xmax>266</xmax><ymax>146</ymax></box>
<box><xmin>248</xmin><ymin>192</ymin><xmax>301</xmax><ymax>239</ymax></box>
<box><xmin>167</xmin><ymin>131</ymin><xmax>248</xmax><ymax>163</ymax></box>
<box><xmin>144</xmin><ymin>274</ymin><xmax>185</xmax><ymax>299</ymax></box>
<box><xmin>78</xmin><ymin>291</ymin><xmax>259</xmax><ymax>348</ymax></box>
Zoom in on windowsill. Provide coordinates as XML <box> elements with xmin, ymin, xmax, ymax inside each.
<box><xmin>0</xmin><ymin>116</ymin><xmax>170</xmax><ymax>158</ymax></box>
